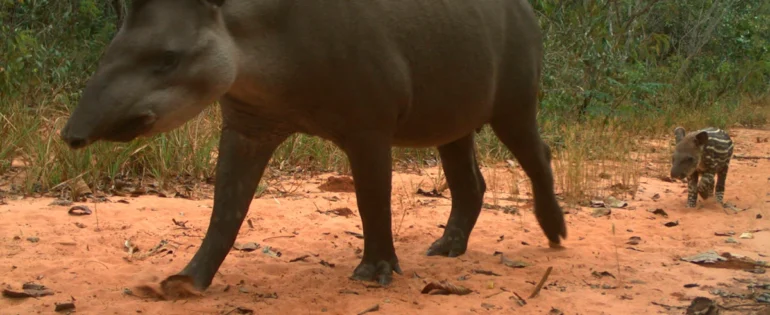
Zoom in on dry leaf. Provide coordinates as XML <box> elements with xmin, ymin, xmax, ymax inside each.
<box><xmin>648</xmin><ymin>208</ymin><xmax>669</xmax><ymax>217</ymax></box>
<box><xmin>54</xmin><ymin>302</ymin><xmax>76</xmax><ymax>312</ymax></box>
<box><xmin>416</xmin><ymin>188</ymin><xmax>443</xmax><ymax>198</ymax></box>
<box><xmin>605</xmin><ymin>196</ymin><xmax>628</xmax><ymax>208</ymax></box>
<box><xmin>2</xmin><ymin>283</ymin><xmax>54</xmax><ymax>298</ymax></box>
<box><xmin>233</xmin><ymin>242</ymin><xmax>260</xmax><ymax>252</ymax></box>
<box><xmin>345</xmin><ymin>231</ymin><xmax>364</xmax><ymax>239</ymax></box>
<box><xmin>592</xmin><ymin>208</ymin><xmax>611</xmax><ymax>217</ymax></box>
<box><xmin>67</xmin><ymin>205</ymin><xmax>92</xmax><ymax>216</ymax></box>
<box><xmin>420</xmin><ymin>280</ymin><xmax>472</xmax><ymax>295</ymax></box>
<box><xmin>70</xmin><ymin>178</ymin><xmax>92</xmax><ymax>200</ymax></box>
<box><xmin>501</xmin><ymin>255</ymin><xmax>531</xmax><ymax>268</ymax></box>
<box><xmin>664</xmin><ymin>220</ymin><xmax>679</xmax><ymax>227</ymax></box>
<box><xmin>324</xmin><ymin>207</ymin><xmax>356</xmax><ymax>217</ymax></box>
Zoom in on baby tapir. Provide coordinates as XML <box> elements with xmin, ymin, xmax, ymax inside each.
<box><xmin>670</xmin><ymin>127</ymin><xmax>734</xmax><ymax>208</ymax></box>
<box><xmin>59</xmin><ymin>0</ymin><xmax>567</xmax><ymax>292</ymax></box>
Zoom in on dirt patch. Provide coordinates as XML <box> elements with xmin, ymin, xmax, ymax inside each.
<box><xmin>318</xmin><ymin>176</ymin><xmax>356</xmax><ymax>193</ymax></box>
<box><xmin>0</xmin><ymin>128</ymin><xmax>768</xmax><ymax>314</ymax></box>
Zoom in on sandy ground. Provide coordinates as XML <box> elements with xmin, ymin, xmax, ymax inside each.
<box><xmin>1</xmin><ymin>128</ymin><xmax>769</xmax><ymax>315</ymax></box>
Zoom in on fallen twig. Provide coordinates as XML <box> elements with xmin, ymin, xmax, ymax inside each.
<box><xmin>733</xmin><ymin>154</ymin><xmax>770</xmax><ymax>160</ymax></box>
<box><xmin>511</xmin><ymin>292</ymin><xmax>527</xmax><ymax>306</ymax></box>
<box><xmin>528</xmin><ymin>266</ymin><xmax>553</xmax><ymax>299</ymax></box>
<box><xmin>262</xmin><ymin>235</ymin><xmax>296</xmax><ymax>242</ymax></box>
<box><xmin>651</xmin><ymin>301</ymin><xmax>686</xmax><ymax>310</ymax></box>
<box><xmin>357</xmin><ymin>304</ymin><xmax>379</xmax><ymax>315</ymax></box>
<box><xmin>719</xmin><ymin>302</ymin><xmax>768</xmax><ymax>310</ymax></box>
<box><xmin>223</xmin><ymin>306</ymin><xmax>253</xmax><ymax>315</ymax></box>
<box><xmin>54</xmin><ymin>302</ymin><xmax>76</xmax><ymax>312</ymax></box>
<box><xmin>83</xmin><ymin>260</ymin><xmax>110</xmax><ymax>270</ymax></box>
<box><xmin>49</xmin><ymin>171</ymin><xmax>89</xmax><ymax>192</ymax></box>
<box><xmin>484</xmin><ymin>288</ymin><xmax>507</xmax><ymax>299</ymax></box>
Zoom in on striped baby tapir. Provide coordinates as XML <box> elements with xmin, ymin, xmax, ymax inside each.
<box><xmin>669</xmin><ymin>127</ymin><xmax>734</xmax><ymax>208</ymax></box>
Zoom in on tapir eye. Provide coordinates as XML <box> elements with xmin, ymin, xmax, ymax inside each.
<box><xmin>155</xmin><ymin>50</ymin><xmax>180</xmax><ymax>74</ymax></box>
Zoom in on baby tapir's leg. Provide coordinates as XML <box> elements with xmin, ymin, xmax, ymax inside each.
<box><xmin>697</xmin><ymin>172</ymin><xmax>716</xmax><ymax>200</ymax></box>
<box><xmin>687</xmin><ymin>172</ymin><xmax>699</xmax><ymax>208</ymax></box>
<box><xmin>715</xmin><ymin>165</ymin><xmax>728</xmax><ymax>204</ymax></box>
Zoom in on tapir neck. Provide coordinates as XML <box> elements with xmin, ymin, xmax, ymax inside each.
<box><xmin>217</xmin><ymin>0</ymin><xmax>300</xmax><ymax>109</ymax></box>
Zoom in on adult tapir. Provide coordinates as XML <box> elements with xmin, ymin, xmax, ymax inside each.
<box><xmin>60</xmin><ymin>0</ymin><xmax>567</xmax><ymax>292</ymax></box>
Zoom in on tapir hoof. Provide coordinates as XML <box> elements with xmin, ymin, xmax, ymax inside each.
<box><xmin>159</xmin><ymin>274</ymin><xmax>203</xmax><ymax>299</ymax></box>
<box><xmin>350</xmin><ymin>258</ymin><xmax>402</xmax><ymax>286</ymax></box>
<box><xmin>426</xmin><ymin>228</ymin><xmax>468</xmax><ymax>257</ymax></box>
<box><xmin>535</xmin><ymin>204</ymin><xmax>567</xmax><ymax>246</ymax></box>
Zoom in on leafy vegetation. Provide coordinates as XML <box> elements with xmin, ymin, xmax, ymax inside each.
<box><xmin>1</xmin><ymin>0</ymin><xmax>768</xmax><ymax>202</ymax></box>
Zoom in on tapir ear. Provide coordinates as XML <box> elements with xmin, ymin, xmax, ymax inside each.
<box><xmin>205</xmin><ymin>0</ymin><xmax>225</xmax><ymax>7</ymax></box>
<box><xmin>674</xmin><ymin>127</ymin><xmax>686</xmax><ymax>144</ymax></box>
<box><xmin>131</xmin><ymin>0</ymin><xmax>152</xmax><ymax>11</ymax></box>
<box><xmin>694</xmin><ymin>131</ymin><xmax>709</xmax><ymax>146</ymax></box>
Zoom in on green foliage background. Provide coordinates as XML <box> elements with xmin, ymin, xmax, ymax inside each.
<box><xmin>1</xmin><ymin>0</ymin><xmax>769</xmax><ymax>194</ymax></box>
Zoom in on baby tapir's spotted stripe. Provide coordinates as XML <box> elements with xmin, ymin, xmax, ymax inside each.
<box><xmin>671</xmin><ymin>127</ymin><xmax>734</xmax><ymax>208</ymax></box>
<box><xmin>695</xmin><ymin>128</ymin><xmax>733</xmax><ymax>205</ymax></box>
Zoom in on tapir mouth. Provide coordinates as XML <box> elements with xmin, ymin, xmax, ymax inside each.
<box><xmin>670</xmin><ymin>168</ymin><xmax>693</xmax><ymax>181</ymax></box>
<box><xmin>63</xmin><ymin>112</ymin><xmax>158</xmax><ymax>149</ymax></box>
<box><xmin>102</xmin><ymin>113</ymin><xmax>158</xmax><ymax>143</ymax></box>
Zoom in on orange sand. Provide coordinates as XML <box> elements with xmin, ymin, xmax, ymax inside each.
<box><xmin>1</xmin><ymin>128</ymin><xmax>768</xmax><ymax>315</ymax></box>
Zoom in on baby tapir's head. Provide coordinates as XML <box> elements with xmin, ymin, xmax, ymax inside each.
<box><xmin>670</xmin><ymin>127</ymin><xmax>709</xmax><ymax>179</ymax></box>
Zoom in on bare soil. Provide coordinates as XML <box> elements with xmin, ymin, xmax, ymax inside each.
<box><xmin>1</xmin><ymin>128</ymin><xmax>769</xmax><ymax>315</ymax></box>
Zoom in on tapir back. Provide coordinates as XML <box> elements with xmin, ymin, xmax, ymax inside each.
<box><xmin>224</xmin><ymin>0</ymin><xmax>542</xmax><ymax>146</ymax></box>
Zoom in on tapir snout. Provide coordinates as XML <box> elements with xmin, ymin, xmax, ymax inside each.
<box><xmin>60</xmin><ymin>74</ymin><xmax>159</xmax><ymax>149</ymax></box>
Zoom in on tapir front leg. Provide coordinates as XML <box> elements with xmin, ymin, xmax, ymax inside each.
<box><xmin>344</xmin><ymin>133</ymin><xmax>402</xmax><ymax>285</ymax></box>
<box><xmin>175</xmin><ymin>127</ymin><xmax>287</xmax><ymax>291</ymax></box>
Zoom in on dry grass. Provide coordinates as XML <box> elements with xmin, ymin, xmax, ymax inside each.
<box><xmin>0</xmin><ymin>96</ymin><xmax>768</xmax><ymax>204</ymax></box>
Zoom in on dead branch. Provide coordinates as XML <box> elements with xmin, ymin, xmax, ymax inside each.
<box><xmin>528</xmin><ymin>266</ymin><xmax>553</xmax><ymax>299</ymax></box>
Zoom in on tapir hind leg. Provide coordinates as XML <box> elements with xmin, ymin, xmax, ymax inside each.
<box><xmin>490</xmin><ymin>76</ymin><xmax>566</xmax><ymax>246</ymax></box>
<box><xmin>427</xmin><ymin>133</ymin><xmax>486</xmax><ymax>257</ymax></box>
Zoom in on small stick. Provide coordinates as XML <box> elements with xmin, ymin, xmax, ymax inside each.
<box><xmin>733</xmin><ymin>154</ymin><xmax>770</xmax><ymax>160</ymax></box>
<box><xmin>94</xmin><ymin>201</ymin><xmax>100</xmax><ymax>232</ymax></box>
<box><xmin>611</xmin><ymin>223</ymin><xmax>622</xmax><ymax>285</ymax></box>
<box><xmin>84</xmin><ymin>260</ymin><xmax>109</xmax><ymax>270</ymax></box>
<box><xmin>719</xmin><ymin>302</ymin><xmax>768</xmax><ymax>310</ymax></box>
<box><xmin>512</xmin><ymin>292</ymin><xmax>527</xmax><ymax>306</ymax></box>
<box><xmin>49</xmin><ymin>171</ymin><xmax>89</xmax><ymax>191</ymax></box>
<box><xmin>262</xmin><ymin>235</ymin><xmax>296</xmax><ymax>242</ymax></box>
<box><xmin>223</xmin><ymin>307</ymin><xmax>251</xmax><ymax>315</ymax></box>
<box><xmin>528</xmin><ymin>266</ymin><xmax>553</xmax><ymax>299</ymax></box>
<box><xmin>651</xmin><ymin>301</ymin><xmax>686</xmax><ymax>310</ymax></box>
<box><xmin>484</xmin><ymin>288</ymin><xmax>507</xmax><ymax>299</ymax></box>
<box><xmin>357</xmin><ymin>304</ymin><xmax>379</xmax><ymax>315</ymax></box>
